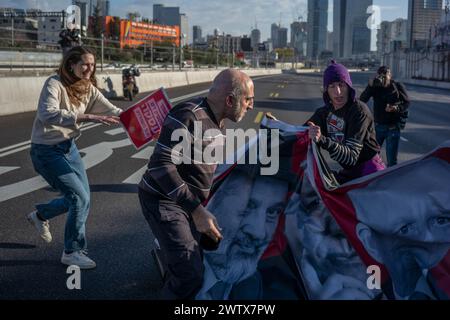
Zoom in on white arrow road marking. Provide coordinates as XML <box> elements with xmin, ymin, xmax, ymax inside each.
<box><xmin>122</xmin><ymin>146</ymin><xmax>154</xmax><ymax>184</ymax></box>
<box><xmin>0</xmin><ymin>166</ymin><xmax>20</xmax><ymax>175</ymax></box>
<box><xmin>104</xmin><ymin>127</ymin><xmax>125</xmax><ymax>136</ymax></box>
<box><xmin>0</xmin><ymin>138</ymin><xmax>131</xmax><ymax>203</ymax></box>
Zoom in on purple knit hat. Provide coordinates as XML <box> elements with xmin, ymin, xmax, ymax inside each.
<box><xmin>322</xmin><ymin>60</ymin><xmax>356</xmax><ymax>105</ymax></box>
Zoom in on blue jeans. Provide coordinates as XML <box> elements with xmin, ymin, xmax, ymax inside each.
<box><xmin>375</xmin><ymin>123</ymin><xmax>400</xmax><ymax>167</ymax></box>
<box><xmin>30</xmin><ymin>139</ymin><xmax>90</xmax><ymax>252</ymax></box>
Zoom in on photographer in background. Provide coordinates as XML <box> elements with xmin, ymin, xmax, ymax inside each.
<box><xmin>360</xmin><ymin>66</ymin><xmax>410</xmax><ymax>167</ymax></box>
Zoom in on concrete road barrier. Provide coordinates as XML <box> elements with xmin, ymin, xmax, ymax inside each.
<box><xmin>0</xmin><ymin>69</ymin><xmax>281</xmax><ymax>116</ymax></box>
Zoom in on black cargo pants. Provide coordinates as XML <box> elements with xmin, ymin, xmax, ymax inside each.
<box><xmin>138</xmin><ymin>188</ymin><xmax>204</xmax><ymax>300</ymax></box>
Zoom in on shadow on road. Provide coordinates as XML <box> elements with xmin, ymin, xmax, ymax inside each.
<box><xmin>0</xmin><ymin>259</ymin><xmax>61</xmax><ymax>267</ymax></box>
<box><xmin>0</xmin><ymin>242</ymin><xmax>36</xmax><ymax>249</ymax></box>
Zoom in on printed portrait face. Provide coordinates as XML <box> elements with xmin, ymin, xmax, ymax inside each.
<box><xmin>349</xmin><ymin>158</ymin><xmax>450</xmax><ymax>297</ymax></box>
<box><xmin>205</xmin><ymin>168</ymin><xmax>287</xmax><ymax>283</ymax></box>
<box><xmin>284</xmin><ymin>177</ymin><xmax>370</xmax><ymax>299</ymax></box>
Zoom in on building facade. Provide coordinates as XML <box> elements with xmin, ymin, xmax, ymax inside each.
<box><xmin>271</xmin><ymin>23</ymin><xmax>279</xmax><ymax>48</ymax></box>
<box><xmin>343</xmin><ymin>0</ymin><xmax>373</xmax><ymax>58</ymax></box>
<box><xmin>278</xmin><ymin>27</ymin><xmax>288</xmax><ymax>48</ymax></box>
<box><xmin>193</xmin><ymin>25</ymin><xmax>202</xmax><ymax>44</ymax></box>
<box><xmin>251</xmin><ymin>28</ymin><xmax>261</xmax><ymax>50</ymax></box>
<box><xmin>153</xmin><ymin>4</ymin><xmax>188</xmax><ymax>46</ymax></box>
<box><xmin>307</xmin><ymin>0</ymin><xmax>328</xmax><ymax>59</ymax></box>
<box><xmin>407</xmin><ymin>0</ymin><xmax>443</xmax><ymax>49</ymax></box>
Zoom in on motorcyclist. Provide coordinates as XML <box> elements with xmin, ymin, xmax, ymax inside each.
<box><xmin>122</xmin><ymin>65</ymin><xmax>140</xmax><ymax>100</ymax></box>
<box><xmin>59</xmin><ymin>26</ymin><xmax>82</xmax><ymax>56</ymax></box>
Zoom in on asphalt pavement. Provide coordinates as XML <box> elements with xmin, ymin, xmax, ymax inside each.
<box><xmin>1</xmin><ymin>72</ymin><xmax>449</xmax><ymax>299</ymax></box>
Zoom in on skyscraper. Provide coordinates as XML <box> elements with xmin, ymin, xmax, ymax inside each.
<box><xmin>251</xmin><ymin>28</ymin><xmax>261</xmax><ymax>50</ymax></box>
<box><xmin>407</xmin><ymin>0</ymin><xmax>443</xmax><ymax>48</ymax></box>
<box><xmin>344</xmin><ymin>0</ymin><xmax>372</xmax><ymax>57</ymax></box>
<box><xmin>278</xmin><ymin>27</ymin><xmax>288</xmax><ymax>48</ymax></box>
<box><xmin>333</xmin><ymin>0</ymin><xmax>373</xmax><ymax>58</ymax></box>
<box><xmin>291</xmin><ymin>21</ymin><xmax>308</xmax><ymax>56</ymax></box>
<box><xmin>333</xmin><ymin>0</ymin><xmax>346</xmax><ymax>58</ymax></box>
<box><xmin>97</xmin><ymin>0</ymin><xmax>109</xmax><ymax>17</ymax></box>
<box><xmin>307</xmin><ymin>0</ymin><xmax>328</xmax><ymax>59</ymax></box>
<box><xmin>153</xmin><ymin>4</ymin><xmax>180</xmax><ymax>26</ymax></box>
<box><xmin>271</xmin><ymin>23</ymin><xmax>279</xmax><ymax>48</ymax></box>
<box><xmin>153</xmin><ymin>4</ymin><xmax>188</xmax><ymax>45</ymax></box>
<box><xmin>193</xmin><ymin>25</ymin><xmax>202</xmax><ymax>44</ymax></box>
<box><xmin>72</xmin><ymin>0</ymin><xmax>88</xmax><ymax>29</ymax></box>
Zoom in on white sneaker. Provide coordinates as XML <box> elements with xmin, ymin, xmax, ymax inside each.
<box><xmin>27</xmin><ymin>211</ymin><xmax>52</xmax><ymax>243</ymax></box>
<box><xmin>61</xmin><ymin>250</ymin><xmax>96</xmax><ymax>269</ymax></box>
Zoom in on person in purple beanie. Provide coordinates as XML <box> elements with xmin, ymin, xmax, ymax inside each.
<box><xmin>304</xmin><ymin>60</ymin><xmax>386</xmax><ymax>184</ymax></box>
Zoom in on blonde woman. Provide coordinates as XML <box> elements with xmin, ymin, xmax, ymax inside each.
<box><xmin>28</xmin><ymin>46</ymin><xmax>122</xmax><ymax>269</ymax></box>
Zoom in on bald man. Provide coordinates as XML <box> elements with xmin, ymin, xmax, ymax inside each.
<box><xmin>138</xmin><ymin>69</ymin><xmax>255</xmax><ymax>299</ymax></box>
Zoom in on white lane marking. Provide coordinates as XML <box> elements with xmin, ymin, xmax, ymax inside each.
<box><xmin>171</xmin><ymin>90</ymin><xmax>209</xmax><ymax>103</ymax></box>
<box><xmin>122</xmin><ymin>145</ymin><xmax>155</xmax><ymax>184</ymax></box>
<box><xmin>0</xmin><ymin>166</ymin><xmax>19</xmax><ymax>175</ymax></box>
<box><xmin>0</xmin><ymin>123</ymin><xmax>102</xmax><ymax>158</ymax></box>
<box><xmin>0</xmin><ymin>140</ymin><xmax>30</xmax><ymax>153</ymax></box>
<box><xmin>81</xmin><ymin>123</ymin><xmax>102</xmax><ymax>131</ymax></box>
<box><xmin>400</xmin><ymin>136</ymin><xmax>408</xmax><ymax>142</ymax></box>
<box><xmin>105</xmin><ymin>127</ymin><xmax>125</xmax><ymax>136</ymax></box>
<box><xmin>0</xmin><ymin>145</ymin><xmax>31</xmax><ymax>158</ymax></box>
<box><xmin>122</xmin><ymin>165</ymin><xmax>148</xmax><ymax>184</ymax></box>
<box><xmin>0</xmin><ymin>138</ymin><xmax>131</xmax><ymax>203</ymax></box>
<box><xmin>131</xmin><ymin>145</ymin><xmax>155</xmax><ymax>160</ymax></box>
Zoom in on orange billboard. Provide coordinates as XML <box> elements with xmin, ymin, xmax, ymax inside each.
<box><xmin>120</xmin><ymin>20</ymin><xmax>180</xmax><ymax>48</ymax></box>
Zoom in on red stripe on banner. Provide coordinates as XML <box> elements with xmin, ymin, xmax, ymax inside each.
<box><xmin>290</xmin><ymin>132</ymin><xmax>309</xmax><ymax>175</ymax></box>
<box><xmin>431</xmin><ymin>254</ymin><xmax>450</xmax><ymax>297</ymax></box>
<box><xmin>428</xmin><ymin>147</ymin><xmax>450</xmax><ymax>163</ymax></box>
<box><xmin>261</xmin><ymin>213</ymin><xmax>287</xmax><ymax>260</ymax></box>
<box><xmin>311</xmin><ymin>153</ymin><xmax>391</xmax><ymax>283</ymax></box>
<box><xmin>261</xmin><ymin>192</ymin><xmax>295</xmax><ymax>260</ymax></box>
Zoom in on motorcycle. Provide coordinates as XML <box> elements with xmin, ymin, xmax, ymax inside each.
<box><xmin>122</xmin><ymin>66</ymin><xmax>140</xmax><ymax>101</ymax></box>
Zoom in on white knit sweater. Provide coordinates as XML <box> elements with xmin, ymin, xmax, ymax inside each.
<box><xmin>31</xmin><ymin>75</ymin><xmax>122</xmax><ymax>145</ymax></box>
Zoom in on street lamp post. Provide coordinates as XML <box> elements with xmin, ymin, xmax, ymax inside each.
<box><xmin>150</xmin><ymin>40</ymin><xmax>153</xmax><ymax>68</ymax></box>
<box><xmin>172</xmin><ymin>44</ymin><xmax>175</xmax><ymax>71</ymax></box>
<box><xmin>11</xmin><ymin>17</ymin><xmax>14</xmax><ymax>47</ymax></box>
<box><xmin>179</xmin><ymin>34</ymin><xmax>184</xmax><ymax>71</ymax></box>
<box><xmin>101</xmin><ymin>33</ymin><xmax>104</xmax><ymax>72</ymax></box>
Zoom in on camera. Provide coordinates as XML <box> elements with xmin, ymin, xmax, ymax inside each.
<box><xmin>373</xmin><ymin>75</ymin><xmax>386</xmax><ymax>88</ymax></box>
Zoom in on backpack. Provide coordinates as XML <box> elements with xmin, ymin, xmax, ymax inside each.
<box><xmin>391</xmin><ymin>81</ymin><xmax>409</xmax><ymax>130</ymax></box>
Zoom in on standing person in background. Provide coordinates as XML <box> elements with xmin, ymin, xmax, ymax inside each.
<box><xmin>360</xmin><ymin>66</ymin><xmax>410</xmax><ymax>167</ymax></box>
<box><xmin>27</xmin><ymin>46</ymin><xmax>122</xmax><ymax>269</ymax></box>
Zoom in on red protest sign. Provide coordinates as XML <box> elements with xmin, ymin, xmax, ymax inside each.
<box><xmin>119</xmin><ymin>87</ymin><xmax>172</xmax><ymax>149</ymax></box>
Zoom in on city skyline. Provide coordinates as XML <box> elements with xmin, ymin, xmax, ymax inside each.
<box><xmin>1</xmin><ymin>0</ymin><xmax>413</xmax><ymax>42</ymax></box>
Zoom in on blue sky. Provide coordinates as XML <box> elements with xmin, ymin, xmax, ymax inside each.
<box><xmin>1</xmin><ymin>0</ymin><xmax>413</xmax><ymax>40</ymax></box>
